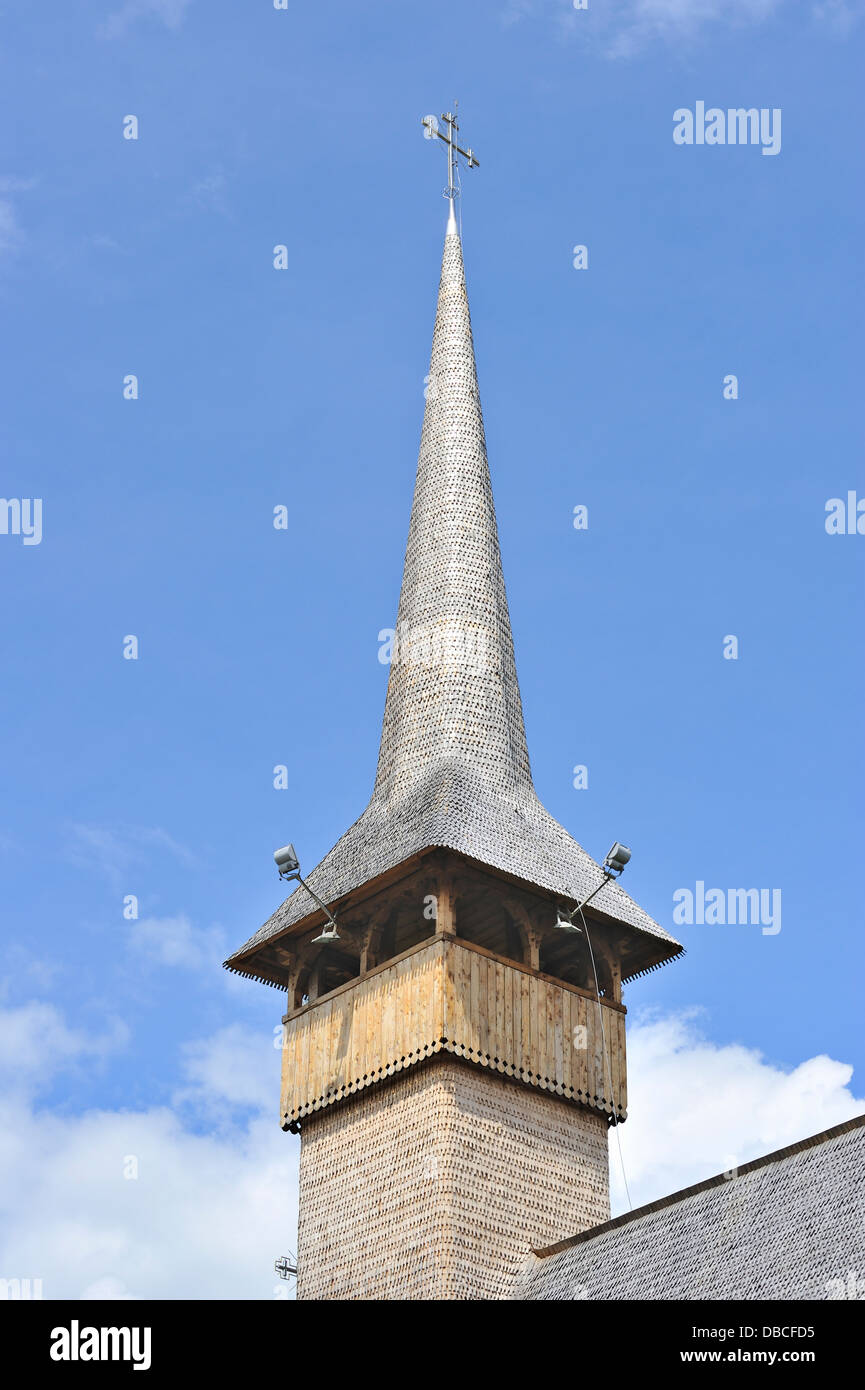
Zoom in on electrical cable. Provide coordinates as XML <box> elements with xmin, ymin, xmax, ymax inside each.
<box><xmin>577</xmin><ymin>900</ymin><xmax>633</xmax><ymax>1212</ymax></box>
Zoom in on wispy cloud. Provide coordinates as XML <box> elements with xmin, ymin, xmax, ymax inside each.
<box><xmin>0</xmin><ymin>177</ymin><xmax>37</xmax><ymax>194</ymax></box>
<box><xmin>0</xmin><ymin>1000</ymin><xmax>128</xmax><ymax>1095</ymax></box>
<box><xmin>98</xmin><ymin>0</ymin><xmax>193</xmax><ymax>41</ymax></box>
<box><xmin>89</xmin><ymin>232</ymin><xmax>124</xmax><ymax>253</ymax></box>
<box><xmin>505</xmin><ymin>0</ymin><xmax>859</xmax><ymax>56</ymax></box>
<box><xmin>66</xmin><ymin>823</ymin><xmax>197</xmax><ymax>889</ymax></box>
<box><xmin>186</xmin><ymin>171</ymin><xmax>229</xmax><ymax>217</ymax></box>
<box><xmin>604</xmin><ymin>0</ymin><xmax>782</xmax><ymax>56</ymax></box>
<box><xmin>173</xmin><ymin>1023</ymin><xmax>277</xmax><ymax>1117</ymax></box>
<box><xmin>812</xmin><ymin>0</ymin><xmax>864</xmax><ymax>34</ymax></box>
<box><xmin>127</xmin><ymin>914</ymin><xmax>226</xmax><ymax>971</ymax></box>
<box><xmin>0</xmin><ymin>946</ymin><xmax>64</xmax><ymax>994</ymax></box>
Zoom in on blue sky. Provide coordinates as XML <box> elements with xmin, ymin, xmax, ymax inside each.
<box><xmin>0</xmin><ymin>0</ymin><xmax>862</xmax><ymax>1298</ymax></box>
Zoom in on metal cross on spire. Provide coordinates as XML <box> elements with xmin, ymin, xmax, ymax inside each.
<box><xmin>422</xmin><ymin>103</ymin><xmax>479</xmax><ymax>215</ymax></box>
<box><xmin>274</xmin><ymin>1253</ymin><xmax>297</xmax><ymax>1282</ymax></box>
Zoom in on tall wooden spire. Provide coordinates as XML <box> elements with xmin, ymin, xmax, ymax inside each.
<box><xmin>226</xmin><ymin>214</ymin><xmax>681</xmax><ymax>986</ymax></box>
<box><xmin>226</xmin><ymin>183</ymin><xmax>683</xmax><ymax>1300</ymax></box>
<box><xmin>374</xmin><ymin>225</ymin><xmax>532</xmax><ymax>803</ymax></box>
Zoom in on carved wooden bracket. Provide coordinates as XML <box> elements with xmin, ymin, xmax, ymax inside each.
<box><xmin>508</xmin><ymin>901</ymin><xmax>541</xmax><ymax>970</ymax></box>
<box><xmin>592</xmin><ymin>938</ymin><xmax>622</xmax><ymax>1004</ymax></box>
<box><xmin>359</xmin><ymin>900</ymin><xmax>393</xmax><ymax>974</ymax></box>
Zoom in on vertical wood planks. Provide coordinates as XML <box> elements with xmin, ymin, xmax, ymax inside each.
<box><xmin>280</xmin><ymin>937</ymin><xmax>628</xmax><ymax>1123</ymax></box>
<box><xmin>494</xmin><ymin>960</ymin><xmax>505</xmax><ymax>1071</ymax></box>
<box><xmin>520</xmin><ymin>970</ymin><xmax>531</xmax><ymax>1079</ymax></box>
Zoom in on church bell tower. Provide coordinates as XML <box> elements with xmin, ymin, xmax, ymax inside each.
<box><xmin>225</xmin><ymin>112</ymin><xmax>683</xmax><ymax>1300</ymax></box>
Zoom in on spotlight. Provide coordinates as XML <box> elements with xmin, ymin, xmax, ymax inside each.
<box><xmin>311</xmin><ymin>922</ymin><xmax>341</xmax><ymax>946</ymax></box>
<box><xmin>274</xmin><ymin>843</ymin><xmax>300</xmax><ymax>880</ymax></box>
<box><xmin>555</xmin><ymin>839</ymin><xmax>634</xmax><ymax>927</ymax></box>
<box><xmin>554</xmin><ymin>908</ymin><xmax>583</xmax><ymax>935</ymax></box>
<box><xmin>272</xmin><ymin>842</ymin><xmax>341</xmax><ymax>943</ymax></box>
<box><xmin>603</xmin><ymin>842</ymin><xmax>631</xmax><ymax>878</ymax></box>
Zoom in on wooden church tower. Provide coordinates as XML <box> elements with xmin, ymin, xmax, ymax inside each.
<box><xmin>225</xmin><ymin>116</ymin><xmax>682</xmax><ymax>1300</ymax></box>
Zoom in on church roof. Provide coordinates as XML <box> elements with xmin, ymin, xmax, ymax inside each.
<box><xmin>226</xmin><ymin>216</ymin><xmax>682</xmax><ymax>983</ymax></box>
<box><xmin>513</xmin><ymin>1112</ymin><xmax>865</xmax><ymax>1300</ymax></box>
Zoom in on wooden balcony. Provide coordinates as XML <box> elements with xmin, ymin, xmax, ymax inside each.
<box><xmin>280</xmin><ymin>935</ymin><xmax>627</xmax><ymax>1127</ymax></box>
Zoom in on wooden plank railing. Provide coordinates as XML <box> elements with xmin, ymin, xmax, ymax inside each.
<box><xmin>280</xmin><ymin>936</ymin><xmax>626</xmax><ymax>1126</ymax></box>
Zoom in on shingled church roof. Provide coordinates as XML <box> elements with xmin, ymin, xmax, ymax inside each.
<box><xmin>513</xmin><ymin>1112</ymin><xmax>865</xmax><ymax>1300</ymax></box>
<box><xmin>226</xmin><ymin>215</ymin><xmax>683</xmax><ymax>984</ymax></box>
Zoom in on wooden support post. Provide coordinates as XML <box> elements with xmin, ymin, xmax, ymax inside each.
<box><xmin>609</xmin><ymin>957</ymin><xmax>622</xmax><ymax>1006</ymax></box>
<box><xmin>510</xmin><ymin>901</ymin><xmax>540</xmax><ymax>969</ymax></box>
<box><xmin>435</xmin><ymin>871</ymin><xmax>457</xmax><ymax>936</ymax></box>
<box><xmin>273</xmin><ymin>945</ymin><xmax>302</xmax><ymax>1010</ymax></box>
<box><xmin>359</xmin><ymin>903</ymin><xmax>389</xmax><ymax>974</ymax></box>
<box><xmin>526</xmin><ymin>927</ymin><xmax>540</xmax><ymax>972</ymax></box>
<box><xmin>307</xmin><ymin>960</ymin><xmax>321</xmax><ymax>1005</ymax></box>
<box><xmin>592</xmin><ymin>938</ymin><xmax>622</xmax><ymax>1004</ymax></box>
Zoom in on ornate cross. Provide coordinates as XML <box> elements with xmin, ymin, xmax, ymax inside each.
<box><xmin>422</xmin><ymin>103</ymin><xmax>479</xmax><ymax>201</ymax></box>
<box><xmin>274</xmin><ymin>1254</ymin><xmax>297</xmax><ymax>1280</ymax></box>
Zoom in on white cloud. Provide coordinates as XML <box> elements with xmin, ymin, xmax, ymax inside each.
<box><xmin>0</xmin><ymin>1006</ymin><xmax>297</xmax><ymax>1300</ymax></box>
<box><xmin>0</xmin><ymin>1098</ymin><xmax>298</xmax><ymax>1300</ymax></box>
<box><xmin>0</xmin><ymin>1001</ymin><xmax>128</xmax><ymax>1093</ymax></box>
<box><xmin>127</xmin><ymin>914</ymin><xmax>226</xmax><ymax>971</ymax></box>
<box><xmin>79</xmin><ymin>1276</ymin><xmax>134</xmax><ymax>1299</ymax></box>
<box><xmin>175</xmin><ymin>1024</ymin><xmax>278</xmax><ymax>1116</ymax></box>
<box><xmin>612</xmin><ymin>1009</ymin><xmax>863</xmax><ymax>1212</ymax></box>
<box><xmin>98</xmin><ymin>0</ymin><xmax>193</xmax><ymax>40</ymax></box>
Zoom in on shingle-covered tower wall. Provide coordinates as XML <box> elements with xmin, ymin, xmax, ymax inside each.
<box><xmin>296</xmin><ymin>1057</ymin><xmax>609</xmax><ymax>1301</ymax></box>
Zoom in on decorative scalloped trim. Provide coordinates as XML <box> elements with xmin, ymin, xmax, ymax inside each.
<box><xmin>281</xmin><ymin>1037</ymin><xmax>626</xmax><ymax>1125</ymax></box>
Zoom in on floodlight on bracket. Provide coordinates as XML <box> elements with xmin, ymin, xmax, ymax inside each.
<box><xmin>554</xmin><ymin>842</ymin><xmax>632</xmax><ymax>932</ymax></box>
<box><xmin>273</xmin><ymin>843</ymin><xmax>341</xmax><ymax>944</ymax></box>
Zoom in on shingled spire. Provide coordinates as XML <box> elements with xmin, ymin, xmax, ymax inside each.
<box><xmin>226</xmin><ymin>211</ymin><xmax>682</xmax><ymax>985</ymax></box>
<box><xmin>374</xmin><ymin>224</ymin><xmax>531</xmax><ymax>805</ymax></box>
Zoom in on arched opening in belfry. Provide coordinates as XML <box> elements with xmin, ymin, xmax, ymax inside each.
<box><xmin>293</xmin><ymin>939</ymin><xmax>362</xmax><ymax>1008</ymax></box>
<box><xmin>375</xmin><ymin>893</ymin><xmax>437</xmax><ymax>964</ymax></box>
<box><xmin>537</xmin><ymin>914</ymin><xmax>619</xmax><ymax>996</ymax></box>
<box><xmin>451</xmin><ymin>874</ymin><xmax>527</xmax><ymax>965</ymax></box>
<box><xmin>538</xmin><ymin>933</ymin><xmax>592</xmax><ymax>991</ymax></box>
